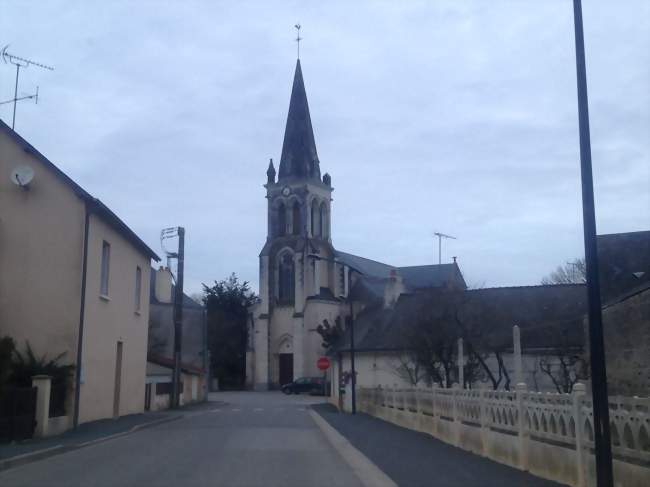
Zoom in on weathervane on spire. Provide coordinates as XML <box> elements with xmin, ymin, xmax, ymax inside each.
<box><xmin>294</xmin><ymin>24</ymin><xmax>302</xmax><ymax>59</ymax></box>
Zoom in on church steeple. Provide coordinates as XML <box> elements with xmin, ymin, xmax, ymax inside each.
<box><xmin>278</xmin><ymin>60</ymin><xmax>321</xmax><ymax>182</ymax></box>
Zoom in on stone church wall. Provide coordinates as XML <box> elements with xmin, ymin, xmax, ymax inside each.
<box><xmin>591</xmin><ymin>287</ymin><xmax>650</xmax><ymax>396</ymax></box>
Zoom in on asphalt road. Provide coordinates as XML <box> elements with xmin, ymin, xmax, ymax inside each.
<box><xmin>0</xmin><ymin>392</ymin><xmax>365</xmax><ymax>487</ymax></box>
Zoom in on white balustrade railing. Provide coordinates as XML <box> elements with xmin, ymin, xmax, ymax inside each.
<box><xmin>357</xmin><ymin>384</ymin><xmax>649</xmax><ymax>487</ymax></box>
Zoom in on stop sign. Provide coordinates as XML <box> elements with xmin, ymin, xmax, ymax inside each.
<box><xmin>317</xmin><ymin>357</ymin><xmax>331</xmax><ymax>371</ymax></box>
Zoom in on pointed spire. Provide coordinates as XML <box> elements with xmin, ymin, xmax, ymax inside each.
<box><xmin>278</xmin><ymin>60</ymin><xmax>321</xmax><ymax>182</ymax></box>
<box><xmin>266</xmin><ymin>158</ymin><xmax>276</xmax><ymax>184</ymax></box>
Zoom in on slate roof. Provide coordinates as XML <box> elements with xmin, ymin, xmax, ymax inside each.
<box><xmin>0</xmin><ymin>120</ymin><xmax>160</xmax><ymax>261</ymax></box>
<box><xmin>334</xmin><ymin>284</ymin><xmax>587</xmax><ymax>353</ymax></box>
<box><xmin>597</xmin><ymin>230</ymin><xmax>650</xmax><ymax>302</ymax></box>
<box><xmin>278</xmin><ymin>59</ymin><xmax>321</xmax><ymax>182</ymax></box>
<box><xmin>398</xmin><ymin>264</ymin><xmax>463</xmax><ymax>289</ymax></box>
<box><xmin>335</xmin><ymin>250</ymin><xmax>467</xmax><ymax>294</ymax></box>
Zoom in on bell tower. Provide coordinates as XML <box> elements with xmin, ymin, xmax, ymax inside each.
<box><xmin>252</xmin><ymin>59</ymin><xmax>336</xmax><ymax>390</ymax></box>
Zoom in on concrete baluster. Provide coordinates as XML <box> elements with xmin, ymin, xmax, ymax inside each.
<box><xmin>516</xmin><ymin>382</ymin><xmax>529</xmax><ymax>471</ymax></box>
<box><xmin>479</xmin><ymin>384</ymin><xmax>488</xmax><ymax>457</ymax></box>
<box><xmin>452</xmin><ymin>383</ymin><xmax>460</xmax><ymax>446</ymax></box>
<box><xmin>431</xmin><ymin>384</ymin><xmax>438</xmax><ymax>437</ymax></box>
<box><xmin>32</xmin><ymin>375</ymin><xmax>52</xmax><ymax>438</ymax></box>
<box><xmin>513</xmin><ymin>325</ymin><xmax>523</xmax><ymax>386</ymax></box>
<box><xmin>572</xmin><ymin>382</ymin><xmax>586</xmax><ymax>487</ymax></box>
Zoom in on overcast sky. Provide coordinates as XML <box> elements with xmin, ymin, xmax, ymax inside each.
<box><xmin>2</xmin><ymin>1</ymin><xmax>648</xmax><ymax>294</ymax></box>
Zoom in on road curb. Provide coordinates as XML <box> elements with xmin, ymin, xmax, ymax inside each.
<box><xmin>77</xmin><ymin>414</ymin><xmax>182</xmax><ymax>447</ymax></box>
<box><xmin>0</xmin><ymin>414</ymin><xmax>182</xmax><ymax>473</ymax></box>
<box><xmin>309</xmin><ymin>408</ymin><xmax>397</xmax><ymax>487</ymax></box>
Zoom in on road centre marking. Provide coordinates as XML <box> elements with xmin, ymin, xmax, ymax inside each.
<box><xmin>231</xmin><ymin>408</ymin><xmax>241</xmax><ymax>412</ymax></box>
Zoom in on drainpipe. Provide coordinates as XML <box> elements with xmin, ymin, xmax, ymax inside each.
<box><xmin>73</xmin><ymin>201</ymin><xmax>92</xmax><ymax>428</ymax></box>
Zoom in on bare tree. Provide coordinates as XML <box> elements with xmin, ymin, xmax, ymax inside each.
<box><xmin>537</xmin><ymin>327</ymin><xmax>589</xmax><ymax>393</ymax></box>
<box><xmin>402</xmin><ymin>288</ymin><xmax>514</xmax><ymax>390</ymax></box>
<box><xmin>400</xmin><ymin>288</ymin><xmax>471</xmax><ymax>388</ymax></box>
<box><xmin>541</xmin><ymin>258</ymin><xmax>586</xmax><ymax>285</ymax></box>
<box><xmin>392</xmin><ymin>350</ymin><xmax>425</xmax><ymax>386</ymax></box>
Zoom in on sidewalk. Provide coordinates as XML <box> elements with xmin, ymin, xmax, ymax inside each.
<box><xmin>0</xmin><ymin>401</ymin><xmax>217</xmax><ymax>471</ymax></box>
<box><xmin>311</xmin><ymin>403</ymin><xmax>565</xmax><ymax>487</ymax></box>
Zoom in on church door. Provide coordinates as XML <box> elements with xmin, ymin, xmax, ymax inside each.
<box><xmin>279</xmin><ymin>354</ymin><xmax>294</xmax><ymax>386</ymax></box>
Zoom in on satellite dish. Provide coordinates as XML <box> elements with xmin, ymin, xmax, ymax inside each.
<box><xmin>10</xmin><ymin>165</ymin><xmax>34</xmax><ymax>188</ymax></box>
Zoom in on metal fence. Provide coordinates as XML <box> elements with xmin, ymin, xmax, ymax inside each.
<box><xmin>48</xmin><ymin>383</ymin><xmax>67</xmax><ymax>418</ymax></box>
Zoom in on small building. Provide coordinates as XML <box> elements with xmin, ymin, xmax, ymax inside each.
<box><xmin>146</xmin><ymin>267</ymin><xmax>208</xmax><ymax>410</ymax></box>
<box><xmin>586</xmin><ymin>230</ymin><xmax>650</xmax><ymax>396</ymax></box>
<box><xmin>330</xmin><ymin>282</ymin><xmax>588</xmax><ymax>410</ymax></box>
<box><xmin>0</xmin><ymin>121</ymin><xmax>160</xmax><ymax>432</ymax></box>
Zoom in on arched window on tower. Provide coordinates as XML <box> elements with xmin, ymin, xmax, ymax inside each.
<box><xmin>311</xmin><ymin>199</ymin><xmax>320</xmax><ymax>237</ymax></box>
<box><xmin>292</xmin><ymin>201</ymin><xmax>301</xmax><ymax>235</ymax></box>
<box><xmin>319</xmin><ymin>202</ymin><xmax>327</xmax><ymax>238</ymax></box>
<box><xmin>278</xmin><ymin>253</ymin><xmax>295</xmax><ymax>305</ymax></box>
<box><xmin>277</xmin><ymin>202</ymin><xmax>286</xmax><ymax>236</ymax></box>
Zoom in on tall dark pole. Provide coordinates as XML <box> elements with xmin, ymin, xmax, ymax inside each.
<box><xmin>572</xmin><ymin>1</ymin><xmax>613</xmax><ymax>485</ymax></box>
<box><xmin>172</xmin><ymin>227</ymin><xmax>185</xmax><ymax>408</ymax></box>
<box><xmin>348</xmin><ymin>270</ymin><xmax>356</xmax><ymax>414</ymax></box>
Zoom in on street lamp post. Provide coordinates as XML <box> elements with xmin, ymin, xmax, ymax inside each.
<box><xmin>571</xmin><ymin>1</ymin><xmax>613</xmax><ymax>485</ymax></box>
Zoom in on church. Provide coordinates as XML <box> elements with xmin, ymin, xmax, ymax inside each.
<box><xmin>246</xmin><ymin>58</ymin><xmax>466</xmax><ymax>391</ymax></box>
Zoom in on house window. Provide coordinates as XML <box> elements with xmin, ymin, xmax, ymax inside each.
<box><xmin>292</xmin><ymin>201</ymin><xmax>301</xmax><ymax>235</ymax></box>
<box><xmin>135</xmin><ymin>266</ymin><xmax>142</xmax><ymax>312</ymax></box>
<box><xmin>278</xmin><ymin>253</ymin><xmax>295</xmax><ymax>305</ymax></box>
<box><xmin>100</xmin><ymin>241</ymin><xmax>111</xmax><ymax>296</ymax></box>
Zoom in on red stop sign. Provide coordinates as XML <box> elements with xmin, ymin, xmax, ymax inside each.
<box><xmin>317</xmin><ymin>357</ymin><xmax>331</xmax><ymax>371</ymax></box>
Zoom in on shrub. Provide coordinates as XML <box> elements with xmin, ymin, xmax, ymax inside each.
<box><xmin>9</xmin><ymin>342</ymin><xmax>75</xmax><ymax>389</ymax></box>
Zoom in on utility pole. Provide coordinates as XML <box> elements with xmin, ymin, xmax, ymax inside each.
<box><xmin>572</xmin><ymin>1</ymin><xmax>613</xmax><ymax>485</ymax></box>
<box><xmin>161</xmin><ymin>226</ymin><xmax>185</xmax><ymax>409</ymax></box>
<box><xmin>172</xmin><ymin>227</ymin><xmax>185</xmax><ymax>408</ymax></box>
<box><xmin>434</xmin><ymin>232</ymin><xmax>456</xmax><ymax>265</ymax></box>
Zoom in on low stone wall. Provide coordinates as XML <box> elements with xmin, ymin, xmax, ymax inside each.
<box><xmin>359</xmin><ymin>385</ymin><xmax>649</xmax><ymax>487</ymax></box>
<box><xmin>46</xmin><ymin>415</ymin><xmax>70</xmax><ymax>437</ymax></box>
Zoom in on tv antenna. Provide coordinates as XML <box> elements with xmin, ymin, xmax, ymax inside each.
<box><xmin>161</xmin><ymin>227</ymin><xmax>182</xmax><ymax>278</ymax></box>
<box><xmin>1</xmin><ymin>45</ymin><xmax>54</xmax><ymax>130</ymax></box>
<box><xmin>434</xmin><ymin>232</ymin><xmax>457</xmax><ymax>265</ymax></box>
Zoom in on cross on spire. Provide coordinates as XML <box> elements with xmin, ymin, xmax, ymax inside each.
<box><xmin>294</xmin><ymin>24</ymin><xmax>302</xmax><ymax>59</ymax></box>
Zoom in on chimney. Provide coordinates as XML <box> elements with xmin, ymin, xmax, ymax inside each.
<box><xmin>154</xmin><ymin>266</ymin><xmax>173</xmax><ymax>303</ymax></box>
<box><xmin>383</xmin><ymin>269</ymin><xmax>406</xmax><ymax>309</ymax></box>
<box><xmin>453</xmin><ymin>256</ymin><xmax>457</xmax><ymax>264</ymax></box>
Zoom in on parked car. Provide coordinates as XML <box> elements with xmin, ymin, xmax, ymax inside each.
<box><xmin>281</xmin><ymin>377</ymin><xmax>328</xmax><ymax>395</ymax></box>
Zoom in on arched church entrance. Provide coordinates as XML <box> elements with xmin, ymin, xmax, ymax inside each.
<box><xmin>277</xmin><ymin>334</ymin><xmax>294</xmax><ymax>386</ymax></box>
<box><xmin>279</xmin><ymin>353</ymin><xmax>293</xmax><ymax>386</ymax></box>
